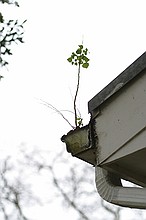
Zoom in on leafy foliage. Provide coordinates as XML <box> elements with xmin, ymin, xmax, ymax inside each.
<box><xmin>0</xmin><ymin>19</ymin><xmax>26</xmax><ymax>67</ymax></box>
<box><xmin>67</xmin><ymin>45</ymin><xmax>90</xmax><ymax>69</ymax></box>
<box><xmin>0</xmin><ymin>0</ymin><xmax>26</xmax><ymax>77</ymax></box>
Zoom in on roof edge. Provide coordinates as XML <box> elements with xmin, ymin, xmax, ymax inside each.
<box><xmin>88</xmin><ymin>52</ymin><xmax>146</xmax><ymax>113</ymax></box>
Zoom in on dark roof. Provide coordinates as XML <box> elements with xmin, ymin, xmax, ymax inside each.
<box><xmin>88</xmin><ymin>52</ymin><xmax>146</xmax><ymax>113</ymax></box>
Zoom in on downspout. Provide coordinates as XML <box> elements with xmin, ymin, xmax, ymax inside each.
<box><xmin>90</xmin><ymin>113</ymin><xmax>146</xmax><ymax>209</ymax></box>
<box><xmin>95</xmin><ymin>166</ymin><xmax>146</xmax><ymax>209</ymax></box>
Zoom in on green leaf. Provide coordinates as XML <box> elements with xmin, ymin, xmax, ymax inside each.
<box><xmin>67</xmin><ymin>57</ymin><xmax>72</xmax><ymax>62</ymax></box>
<box><xmin>83</xmin><ymin>56</ymin><xmax>89</xmax><ymax>62</ymax></box>
<box><xmin>76</xmin><ymin>48</ymin><xmax>82</xmax><ymax>54</ymax></box>
<box><xmin>78</xmin><ymin>45</ymin><xmax>83</xmax><ymax>49</ymax></box>
<box><xmin>72</xmin><ymin>52</ymin><xmax>75</xmax><ymax>57</ymax></box>
<box><xmin>77</xmin><ymin>117</ymin><xmax>83</xmax><ymax>127</ymax></box>
<box><xmin>82</xmin><ymin>63</ymin><xmax>89</xmax><ymax>68</ymax></box>
<box><xmin>83</xmin><ymin>48</ymin><xmax>88</xmax><ymax>55</ymax></box>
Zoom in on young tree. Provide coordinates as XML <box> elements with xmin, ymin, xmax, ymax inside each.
<box><xmin>67</xmin><ymin>44</ymin><xmax>90</xmax><ymax>128</ymax></box>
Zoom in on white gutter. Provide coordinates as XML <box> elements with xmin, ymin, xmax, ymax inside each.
<box><xmin>95</xmin><ymin>166</ymin><xmax>146</xmax><ymax>209</ymax></box>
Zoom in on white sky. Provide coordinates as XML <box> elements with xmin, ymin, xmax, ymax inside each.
<box><xmin>1</xmin><ymin>0</ymin><xmax>146</xmax><ymax>219</ymax></box>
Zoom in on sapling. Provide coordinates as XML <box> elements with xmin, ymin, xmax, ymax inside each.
<box><xmin>40</xmin><ymin>44</ymin><xmax>90</xmax><ymax>130</ymax></box>
<box><xmin>67</xmin><ymin>44</ymin><xmax>90</xmax><ymax>128</ymax></box>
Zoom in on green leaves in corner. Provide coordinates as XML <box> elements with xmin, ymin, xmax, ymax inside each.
<box><xmin>82</xmin><ymin>63</ymin><xmax>89</xmax><ymax>68</ymax></box>
<box><xmin>67</xmin><ymin>44</ymin><xmax>90</xmax><ymax>69</ymax></box>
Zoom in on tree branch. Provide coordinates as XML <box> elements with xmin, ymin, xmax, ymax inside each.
<box><xmin>48</xmin><ymin>164</ymin><xmax>90</xmax><ymax>220</ymax></box>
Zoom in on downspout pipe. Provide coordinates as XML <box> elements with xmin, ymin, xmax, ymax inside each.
<box><xmin>95</xmin><ymin>166</ymin><xmax>146</xmax><ymax>209</ymax></box>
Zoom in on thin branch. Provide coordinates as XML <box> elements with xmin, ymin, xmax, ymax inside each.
<box><xmin>0</xmin><ymin>202</ymin><xmax>9</xmax><ymax>220</ymax></box>
<box><xmin>39</xmin><ymin>99</ymin><xmax>75</xmax><ymax>129</ymax></box>
<box><xmin>74</xmin><ymin>63</ymin><xmax>81</xmax><ymax>127</ymax></box>
<box><xmin>101</xmin><ymin>199</ymin><xmax>121</xmax><ymax>220</ymax></box>
<box><xmin>68</xmin><ymin>87</ymin><xmax>82</xmax><ymax>123</ymax></box>
<box><xmin>13</xmin><ymin>192</ymin><xmax>28</xmax><ymax>220</ymax></box>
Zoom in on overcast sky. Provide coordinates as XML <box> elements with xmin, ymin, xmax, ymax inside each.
<box><xmin>1</xmin><ymin>0</ymin><xmax>146</xmax><ymax>153</ymax></box>
<box><xmin>1</xmin><ymin>0</ymin><xmax>146</xmax><ymax>219</ymax></box>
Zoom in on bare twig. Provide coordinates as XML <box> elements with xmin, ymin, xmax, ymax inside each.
<box><xmin>39</xmin><ymin>99</ymin><xmax>75</xmax><ymax>129</ymax></box>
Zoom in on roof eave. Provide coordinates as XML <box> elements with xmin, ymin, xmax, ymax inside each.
<box><xmin>88</xmin><ymin>52</ymin><xmax>146</xmax><ymax>114</ymax></box>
